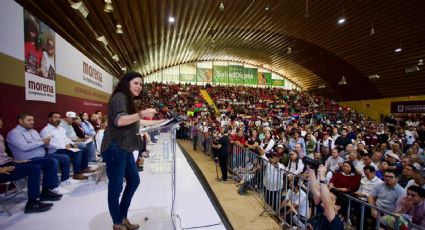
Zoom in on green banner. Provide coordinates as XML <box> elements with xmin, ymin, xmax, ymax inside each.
<box><xmin>243</xmin><ymin>67</ymin><xmax>257</xmax><ymax>85</ymax></box>
<box><xmin>197</xmin><ymin>68</ymin><xmax>213</xmax><ymax>82</ymax></box>
<box><xmin>272</xmin><ymin>79</ymin><xmax>285</xmax><ymax>86</ymax></box>
<box><xmin>213</xmin><ymin>65</ymin><xmax>229</xmax><ymax>83</ymax></box>
<box><xmin>229</xmin><ymin>65</ymin><xmax>244</xmax><ymax>84</ymax></box>
<box><xmin>258</xmin><ymin>72</ymin><xmax>272</xmax><ymax>85</ymax></box>
<box><xmin>179</xmin><ymin>74</ymin><xmax>196</xmax><ymax>82</ymax></box>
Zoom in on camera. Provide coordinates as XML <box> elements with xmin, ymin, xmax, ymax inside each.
<box><xmin>302</xmin><ymin>157</ymin><xmax>320</xmax><ymax>170</ymax></box>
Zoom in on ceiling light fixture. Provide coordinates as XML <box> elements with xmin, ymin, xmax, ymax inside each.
<box><xmin>337</xmin><ymin>7</ymin><xmax>346</xmax><ymax>24</ymax></box>
<box><xmin>116</xmin><ymin>24</ymin><xmax>123</xmax><ymax>34</ymax></box>
<box><xmin>70</xmin><ymin>1</ymin><xmax>89</xmax><ymax>18</ymax></box>
<box><xmin>368</xmin><ymin>74</ymin><xmax>380</xmax><ymax>80</ymax></box>
<box><xmin>370</xmin><ymin>22</ymin><xmax>375</xmax><ymax>35</ymax></box>
<box><xmin>104</xmin><ymin>0</ymin><xmax>113</xmax><ymax>13</ymax></box>
<box><xmin>304</xmin><ymin>0</ymin><xmax>309</xmax><ymax>18</ymax></box>
<box><xmin>96</xmin><ymin>35</ymin><xmax>108</xmax><ymax>46</ymax></box>
<box><xmin>418</xmin><ymin>59</ymin><xmax>424</xmax><ymax>66</ymax></box>
<box><xmin>219</xmin><ymin>1</ymin><xmax>224</xmax><ymax>11</ymax></box>
<box><xmin>318</xmin><ymin>84</ymin><xmax>326</xmax><ymax>89</ymax></box>
<box><xmin>168</xmin><ymin>16</ymin><xmax>175</xmax><ymax>23</ymax></box>
<box><xmin>338</xmin><ymin>76</ymin><xmax>347</xmax><ymax>85</ymax></box>
<box><xmin>112</xmin><ymin>54</ymin><xmax>119</xmax><ymax>62</ymax></box>
<box><xmin>395</xmin><ymin>39</ymin><xmax>402</xmax><ymax>53</ymax></box>
<box><xmin>287</xmin><ymin>47</ymin><xmax>292</xmax><ymax>54</ymax></box>
<box><xmin>121</xmin><ymin>66</ymin><xmax>127</xmax><ymax>72</ymax></box>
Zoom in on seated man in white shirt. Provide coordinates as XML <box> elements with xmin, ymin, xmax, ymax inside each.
<box><xmin>281</xmin><ymin>177</ymin><xmax>308</xmax><ymax>227</ymax></box>
<box><xmin>355</xmin><ymin>153</ymin><xmax>378</xmax><ymax>177</ymax></box>
<box><xmin>354</xmin><ymin>165</ymin><xmax>383</xmax><ymax>201</ymax></box>
<box><xmin>40</xmin><ymin>112</ymin><xmax>90</xmax><ymax>180</ymax></box>
<box><xmin>60</xmin><ymin>111</ymin><xmax>97</xmax><ymax>162</ymax></box>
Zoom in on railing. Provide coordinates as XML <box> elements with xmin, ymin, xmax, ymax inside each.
<box><xmin>186</xmin><ymin>129</ymin><xmax>417</xmax><ymax>229</ymax></box>
<box><xmin>229</xmin><ymin>144</ymin><xmax>415</xmax><ymax>230</ymax></box>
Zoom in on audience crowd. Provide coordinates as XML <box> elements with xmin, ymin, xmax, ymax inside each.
<box><xmin>1</xmin><ymin>82</ymin><xmax>425</xmax><ymax>229</ymax></box>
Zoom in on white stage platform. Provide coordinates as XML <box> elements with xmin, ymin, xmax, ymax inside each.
<box><xmin>0</xmin><ymin>133</ymin><xmax>226</xmax><ymax>230</ymax></box>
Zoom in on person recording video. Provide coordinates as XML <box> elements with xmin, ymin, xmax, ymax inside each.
<box><xmin>307</xmin><ymin>165</ymin><xmax>344</xmax><ymax>230</ymax></box>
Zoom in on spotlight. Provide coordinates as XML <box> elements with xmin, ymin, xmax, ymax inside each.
<box><xmin>368</xmin><ymin>74</ymin><xmax>380</xmax><ymax>80</ymax></box>
<box><xmin>370</xmin><ymin>22</ymin><xmax>375</xmax><ymax>35</ymax></box>
<box><xmin>168</xmin><ymin>16</ymin><xmax>175</xmax><ymax>23</ymax></box>
<box><xmin>338</xmin><ymin>76</ymin><xmax>347</xmax><ymax>85</ymax></box>
<box><xmin>287</xmin><ymin>47</ymin><xmax>292</xmax><ymax>54</ymax></box>
<box><xmin>337</xmin><ymin>7</ymin><xmax>346</xmax><ymax>24</ymax></box>
<box><xmin>71</xmin><ymin>1</ymin><xmax>89</xmax><ymax>18</ymax></box>
<box><xmin>104</xmin><ymin>0</ymin><xmax>113</xmax><ymax>13</ymax></box>
<box><xmin>112</xmin><ymin>54</ymin><xmax>119</xmax><ymax>62</ymax></box>
<box><xmin>116</xmin><ymin>24</ymin><xmax>123</xmax><ymax>34</ymax></box>
<box><xmin>418</xmin><ymin>59</ymin><xmax>424</xmax><ymax>66</ymax></box>
<box><xmin>394</xmin><ymin>47</ymin><xmax>402</xmax><ymax>53</ymax></box>
<box><xmin>96</xmin><ymin>35</ymin><xmax>108</xmax><ymax>46</ymax></box>
<box><xmin>219</xmin><ymin>1</ymin><xmax>224</xmax><ymax>11</ymax></box>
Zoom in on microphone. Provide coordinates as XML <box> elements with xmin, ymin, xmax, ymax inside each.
<box><xmin>152</xmin><ymin>99</ymin><xmax>182</xmax><ymax>122</ymax></box>
<box><xmin>141</xmin><ymin>88</ymin><xmax>182</xmax><ymax>122</ymax></box>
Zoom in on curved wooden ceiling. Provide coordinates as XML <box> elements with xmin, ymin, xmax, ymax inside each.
<box><xmin>17</xmin><ymin>0</ymin><xmax>425</xmax><ymax>101</ymax></box>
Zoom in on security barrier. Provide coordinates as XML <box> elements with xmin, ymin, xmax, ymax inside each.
<box><xmin>186</xmin><ymin>127</ymin><xmax>415</xmax><ymax>229</ymax></box>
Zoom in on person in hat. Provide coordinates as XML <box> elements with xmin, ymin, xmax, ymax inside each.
<box><xmin>60</xmin><ymin>111</ymin><xmax>97</xmax><ymax>163</ymax></box>
<box><xmin>385</xmin><ymin>151</ymin><xmax>401</xmax><ymax>172</ymax></box>
<box><xmin>260</xmin><ymin>151</ymin><xmax>285</xmax><ymax>212</ymax></box>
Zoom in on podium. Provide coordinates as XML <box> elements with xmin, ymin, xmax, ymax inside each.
<box><xmin>138</xmin><ymin>119</ymin><xmax>180</xmax><ymax>222</ymax></box>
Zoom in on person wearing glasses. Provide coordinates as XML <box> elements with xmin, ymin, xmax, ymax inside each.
<box><xmin>368</xmin><ymin>169</ymin><xmax>406</xmax><ymax>220</ymax></box>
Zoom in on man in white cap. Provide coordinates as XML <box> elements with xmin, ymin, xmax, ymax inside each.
<box><xmin>385</xmin><ymin>152</ymin><xmax>401</xmax><ymax>172</ymax></box>
<box><xmin>60</xmin><ymin>111</ymin><xmax>97</xmax><ymax>163</ymax></box>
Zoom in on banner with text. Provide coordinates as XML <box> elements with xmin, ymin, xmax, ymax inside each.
<box><xmin>56</xmin><ymin>35</ymin><xmax>113</xmax><ymax>94</ymax></box>
<box><xmin>24</xmin><ymin>10</ymin><xmax>56</xmax><ymax>103</ymax></box>
<box><xmin>213</xmin><ymin>62</ymin><xmax>229</xmax><ymax>83</ymax></box>
<box><xmin>243</xmin><ymin>67</ymin><xmax>258</xmax><ymax>85</ymax></box>
<box><xmin>229</xmin><ymin>63</ymin><xmax>244</xmax><ymax>84</ymax></box>
<box><xmin>271</xmin><ymin>79</ymin><xmax>285</xmax><ymax>86</ymax></box>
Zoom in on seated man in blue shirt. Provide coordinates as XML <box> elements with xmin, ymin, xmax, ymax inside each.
<box><xmin>6</xmin><ymin>112</ymin><xmax>69</xmax><ymax>194</ymax></box>
<box><xmin>0</xmin><ymin>116</ymin><xmax>61</xmax><ymax>213</ymax></box>
<box><xmin>307</xmin><ymin>165</ymin><xmax>344</xmax><ymax>230</ymax></box>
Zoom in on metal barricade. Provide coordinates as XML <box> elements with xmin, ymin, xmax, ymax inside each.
<box><xmin>228</xmin><ymin>144</ymin><xmax>416</xmax><ymax>230</ymax></box>
<box><xmin>229</xmin><ymin>144</ymin><xmax>310</xmax><ymax>229</ymax></box>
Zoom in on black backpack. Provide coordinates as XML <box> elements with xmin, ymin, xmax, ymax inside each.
<box><xmin>237</xmin><ymin>181</ymin><xmax>250</xmax><ymax>195</ymax></box>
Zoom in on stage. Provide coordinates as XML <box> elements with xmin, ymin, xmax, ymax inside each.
<box><xmin>0</xmin><ymin>133</ymin><xmax>226</xmax><ymax>230</ymax></box>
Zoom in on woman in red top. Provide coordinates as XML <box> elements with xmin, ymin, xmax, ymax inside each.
<box><xmin>329</xmin><ymin>161</ymin><xmax>361</xmax><ymax>193</ymax></box>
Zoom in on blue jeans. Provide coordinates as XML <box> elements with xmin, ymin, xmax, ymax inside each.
<box><xmin>77</xmin><ymin>142</ymin><xmax>97</xmax><ymax>162</ymax></box>
<box><xmin>47</xmin><ymin>152</ymin><xmax>70</xmax><ymax>181</ymax></box>
<box><xmin>0</xmin><ymin>162</ymin><xmax>41</xmax><ymax>199</ymax></box>
<box><xmin>103</xmin><ymin>142</ymin><xmax>140</xmax><ymax>224</ymax></box>
<box><xmin>28</xmin><ymin>157</ymin><xmax>59</xmax><ymax>189</ymax></box>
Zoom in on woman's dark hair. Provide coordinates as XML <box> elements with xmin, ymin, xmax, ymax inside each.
<box><xmin>110</xmin><ymin>71</ymin><xmax>143</xmax><ymax>114</ymax></box>
<box><xmin>343</xmin><ymin>161</ymin><xmax>356</xmax><ymax>174</ymax></box>
<box><xmin>24</xmin><ymin>19</ymin><xmax>41</xmax><ymax>50</ymax></box>
<box><xmin>287</xmin><ymin>150</ymin><xmax>300</xmax><ymax>171</ymax></box>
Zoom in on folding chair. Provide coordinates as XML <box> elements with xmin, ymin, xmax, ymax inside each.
<box><xmin>0</xmin><ymin>179</ymin><xmax>26</xmax><ymax>216</ymax></box>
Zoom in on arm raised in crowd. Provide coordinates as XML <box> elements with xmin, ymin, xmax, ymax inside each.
<box><xmin>308</xmin><ymin>168</ymin><xmax>322</xmax><ymax>205</ymax></box>
<box><xmin>317</xmin><ymin>165</ymin><xmax>337</xmax><ymax>222</ymax></box>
